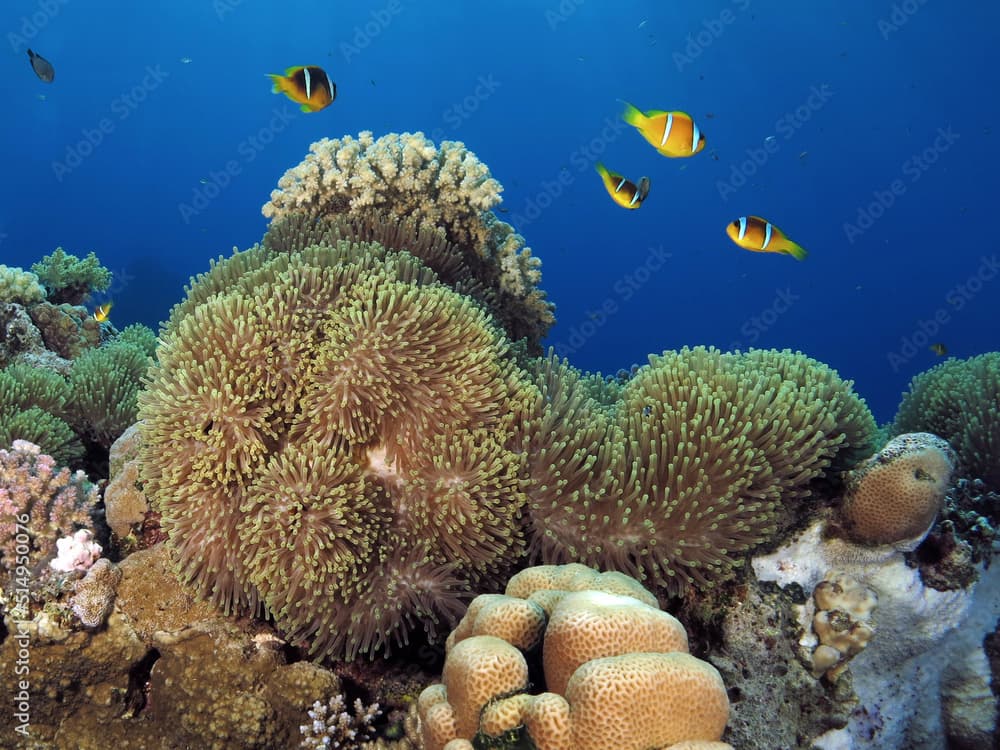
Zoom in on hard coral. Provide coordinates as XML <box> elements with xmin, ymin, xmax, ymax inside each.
<box><xmin>419</xmin><ymin>563</ymin><xmax>730</xmax><ymax>750</ymax></box>
<box><xmin>0</xmin><ymin>264</ymin><xmax>45</xmax><ymax>304</ymax></box>
<box><xmin>139</xmin><ymin>241</ymin><xmax>536</xmax><ymax>660</ymax></box>
<box><xmin>0</xmin><ymin>440</ymin><xmax>98</xmax><ymax>573</ymax></box>
<box><xmin>840</xmin><ymin>432</ymin><xmax>956</xmax><ymax>546</ymax></box>
<box><xmin>894</xmin><ymin>353</ymin><xmax>1000</xmax><ymax>491</ymax></box>
<box><xmin>520</xmin><ymin>348</ymin><xmax>878</xmax><ymax>595</ymax></box>
<box><xmin>260</xmin><ymin>131</ymin><xmax>554</xmax><ymax>352</ymax></box>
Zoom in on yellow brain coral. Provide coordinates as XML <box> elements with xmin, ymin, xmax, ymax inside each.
<box><xmin>139</xmin><ymin>241</ymin><xmax>536</xmax><ymax>659</ymax></box>
<box><xmin>840</xmin><ymin>432</ymin><xmax>957</xmax><ymax>545</ymax></box>
<box><xmin>418</xmin><ymin>563</ymin><xmax>730</xmax><ymax>750</ymax></box>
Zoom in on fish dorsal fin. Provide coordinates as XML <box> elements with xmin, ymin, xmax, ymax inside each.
<box><xmin>645</xmin><ymin>109</ymin><xmax>671</xmax><ymax>117</ymax></box>
<box><xmin>284</xmin><ymin>66</ymin><xmax>304</xmax><ymax>76</ymax></box>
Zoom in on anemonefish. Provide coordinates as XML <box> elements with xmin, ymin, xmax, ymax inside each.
<box><xmin>726</xmin><ymin>216</ymin><xmax>808</xmax><ymax>261</ymax></box>
<box><xmin>621</xmin><ymin>101</ymin><xmax>705</xmax><ymax>158</ymax></box>
<box><xmin>93</xmin><ymin>302</ymin><xmax>112</xmax><ymax>322</ymax></box>
<box><xmin>267</xmin><ymin>66</ymin><xmax>336</xmax><ymax>113</ymax></box>
<box><xmin>930</xmin><ymin>342</ymin><xmax>947</xmax><ymax>356</ymax></box>
<box><xmin>595</xmin><ymin>162</ymin><xmax>650</xmax><ymax>209</ymax></box>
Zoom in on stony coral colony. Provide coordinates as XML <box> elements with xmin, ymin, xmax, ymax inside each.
<box><xmin>133</xmin><ymin>130</ymin><xmax>888</xmax><ymax>663</ymax></box>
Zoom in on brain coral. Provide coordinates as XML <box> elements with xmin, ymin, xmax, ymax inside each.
<box><xmin>138</xmin><ymin>240</ymin><xmax>537</xmax><ymax>660</ymax></box>
<box><xmin>517</xmin><ymin>348</ymin><xmax>878</xmax><ymax>595</ymax></box>
<box><xmin>840</xmin><ymin>432</ymin><xmax>957</xmax><ymax>545</ymax></box>
<box><xmin>893</xmin><ymin>353</ymin><xmax>1000</xmax><ymax>491</ymax></box>
<box><xmin>260</xmin><ymin>130</ymin><xmax>554</xmax><ymax>352</ymax></box>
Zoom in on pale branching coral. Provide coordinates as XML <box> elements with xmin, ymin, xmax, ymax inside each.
<box><xmin>30</xmin><ymin>247</ymin><xmax>112</xmax><ymax>305</ymax></box>
<box><xmin>0</xmin><ymin>264</ymin><xmax>45</xmax><ymax>305</ymax></box>
<box><xmin>419</xmin><ymin>563</ymin><xmax>730</xmax><ymax>750</ymax></box>
<box><xmin>260</xmin><ymin>131</ymin><xmax>554</xmax><ymax>351</ymax></box>
<box><xmin>139</xmin><ymin>241</ymin><xmax>536</xmax><ymax>659</ymax></box>
<box><xmin>50</xmin><ymin>528</ymin><xmax>102</xmax><ymax>572</ymax></box>
<box><xmin>893</xmin><ymin>353</ymin><xmax>1000</xmax><ymax>491</ymax></box>
<box><xmin>0</xmin><ymin>440</ymin><xmax>98</xmax><ymax>573</ymax></box>
<box><xmin>520</xmin><ymin>348</ymin><xmax>878</xmax><ymax>595</ymax></box>
<box><xmin>299</xmin><ymin>694</ymin><xmax>381</xmax><ymax>749</ymax></box>
<box><xmin>840</xmin><ymin>432</ymin><xmax>956</xmax><ymax>546</ymax></box>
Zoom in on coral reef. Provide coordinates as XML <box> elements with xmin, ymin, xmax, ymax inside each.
<box><xmin>299</xmin><ymin>694</ymin><xmax>381</xmax><ymax>749</ymax></box>
<box><xmin>418</xmin><ymin>563</ymin><xmax>732</xmax><ymax>750</ymax></box>
<box><xmin>0</xmin><ymin>440</ymin><xmax>98</xmax><ymax>574</ymax></box>
<box><xmin>893</xmin><ymin>353</ymin><xmax>1000</xmax><ymax>491</ymax></box>
<box><xmin>0</xmin><ymin>264</ymin><xmax>45</xmax><ymax>305</ymax></box>
<box><xmin>519</xmin><ymin>348</ymin><xmax>878</xmax><ymax>596</ymax></box>
<box><xmin>30</xmin><ymin>247</ymin><xmax>112</xmax><ymax>305</ymax></box>
<box><xmin>839</xmin><ymin>433</ymin><xmax>957</xmax><ymax>547</ymax></box>
<box><xmin>809</xmin><ymin>571</ymin><xmax>877</xmax><ymax>681</ymax></box>
<box><xmin>139</xmin><ymin>241</ymin><xmax>536</xmax><ymax>660</ymax></box>
<box><xmin>103</xmin><ymin>423</ymin><xmax>150</xmax><ymax>542</ymax></box>
<box><xmin>260</xmin><ymin>130</ymin><xmax>554</xmax><ymax>351</ymax></box>
<box><xmin>70</xmin><ymin>557</ymin><xmax>121</xmax><ymax>627</ymax></box>
<box><xmin>50</xmin><ymin>528</ymin><xmax>102</xmax><ymax>573</ymax></box>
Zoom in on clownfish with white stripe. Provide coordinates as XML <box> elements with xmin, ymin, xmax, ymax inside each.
<box><xmin>621</xmin><ymin>101</ymin><xmax>705</xmax><ymax>158</ymax></box>
<box><xmin>267</xmin><ymin>66</ymin><xmax>336</xmax><ymax>112</ymax></box>
<box><xmin>595</xmin><ymin>162</ymin><xmax>650</xmax><ymax>209</ymax></box>
<box><xmin>726</xmin><ymin>216</ymin><xmax>808</xmax><ymax>261</ymax></box>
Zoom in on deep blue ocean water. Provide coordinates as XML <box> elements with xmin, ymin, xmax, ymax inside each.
<box><xmin>2</xmin><ymin>1</ymin><xmax>997</xmax><ymax>422</ymax></box>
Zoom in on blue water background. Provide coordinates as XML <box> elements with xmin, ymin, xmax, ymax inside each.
<box><xmin>2</xmin><ymin>0</ymin><xmax>997</xmax><ymax>422</ymax></box>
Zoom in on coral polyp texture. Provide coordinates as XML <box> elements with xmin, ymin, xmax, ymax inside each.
<box><xmin>893</xmin><ymin>353</ymin><xmax>1000</xmax><ymax>491</ymax></box>
<box><xmin>519</xmin><ymin>348</ymin><xmax>878</xmax><ymax>595</ymax></box>
<box><xmin>138</xmin><ymin>240</ymin><xmax>536</xmax><ymax>660</ymax></box>
<box><xmin>0</xmin><ymin>439</ymin><xmax>98</xmax><ymax>574</ymax></box>
<box><xmin>418</xmin><ymin>563</ymin><xmax>732</xmax><ymax>750</ymax></box>
<box><xmin>30</xmin><ymin>246</ymin><xmax>112</xmax><ymax>305</ymax></box>
<box><xmin>260</xmin><ymin>130</ymin><xmax>554</xmax><ymax>352</ymax></box>
<box><xmin>0</xmin><ymin>264</ymin><xmax>45</xmax><ymax>305</ymax></box>
<box><xmin>840</xmin><ymin>432</ymin><xmax>957</xmax><ymax>546</ymax></box>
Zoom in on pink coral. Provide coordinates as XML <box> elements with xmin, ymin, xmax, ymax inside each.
<box><xmin>0</xmin><ymin>439</ymin><xmax>98</xmax><ymax>572</ymax></box>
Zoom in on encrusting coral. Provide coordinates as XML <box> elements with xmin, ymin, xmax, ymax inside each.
<box><xmin>260</xmin><ymin>130</ymin><xmax>554</xmax><ymax>352</ymax></box>
<box><xmin>0</xmin><ymin>264</ymin><xmax>46</xmax><ymax>305</ymax></box>
<box><xmin>893</xmin><ymin>353</ymin><xmax>1000</xmax><ymax>492</ymax></box>
<box><xmin>418</xmin><ymin>563</ymin><xmax>732</xmax><ymax>750</ymax></box>
<box><xmin>139</xmin><ymin>240</ymin><xmax>537</xmax><ymax>661</ymax></box>
<box><xmin>0</xmin><ymin>440</ymin><xmax>98</xmax><ymax>574</ymax></box>
<box><xmin>839</xmin><ymin>432</ymin><xmax>957</xmax><ymax>546</ymax></box>
<box><xmin>518</xmin><ymin>347</ymin><xmax>878</xmax><ymax>595</ymax></box>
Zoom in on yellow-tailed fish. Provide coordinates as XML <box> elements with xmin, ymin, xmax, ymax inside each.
<box><xmin>726</xmin><ymin>216</ymin><xmax>808</xmax><ymax>261</ymax></box>
<box><xmin>93</xmin><ymin>302</ymin><xmax>113</xmax><ymax>322</ymax></box>
<box><xmin>930</xmin><ymin>343</ymin><xmax>947</xmax><ymax>356</ymax></box>
<box><xmin>595</xmin><ymin>162</ymin><xmax>650</xmax><ymax>209</ymax></box>
<box><xmin>267</xmin><ymin>66</ymin><xmax>336</xmax><ymax>112</ymax></box>
<box><xmin>621</xmin><ymin>100</ymin><xmax>704</xmax><ymax>157</ymax></box>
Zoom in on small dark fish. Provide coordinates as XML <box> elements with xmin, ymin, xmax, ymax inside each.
<box><xmin>27</xmin><ymin>49</ymin><xmax>54</xmax><ymax>83</ymax></box>
<box><xmin>930</xmin><ymin>343</ymin><xmax>947</xmax><ymax>356</ymax></box>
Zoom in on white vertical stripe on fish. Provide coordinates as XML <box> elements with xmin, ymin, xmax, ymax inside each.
<box><xmin>738</xmin><ymin>216</ymin><xmax>748</xmax><ymax>241</ymax></box>
<box><xmin>661</xmin><ymin>113</ymin><xmax>673</xmax><ymax>147</ymax></box>
<box><xmin>615</xmin><ymin>177</ymin><xmax>626</xmax><ymax>192</ymax></box>
<box><xmin>762</xmin><ymin>222</ymin><xmax>773</xmax><ymax>249</ymax></box>
<box><xmin>691</xmin><ymin>122</ymin><xmax>700</xmax><ymax>153</ymax></box>
<box><xmin>303</xmin><ymin>67</ymin><xmax>312</xmax><ymax>100</ymax></box>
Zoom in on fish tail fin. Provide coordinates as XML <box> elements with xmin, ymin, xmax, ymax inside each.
<box><xmin>620</xmin><ymin>100</ymin><xmax>645</xmax><ymax>128</ymax></box>
<box><xmin>266</xmin><ymin>73</ymin><xmax>283</xmax><ymax>94</ymax></box>
<box><xmin>785</xmin><ymin>241</ymin><xmax>808</xmax><ymax>261</ymax></box>
<box><xmin>594</xmin><ymin>161</ymin><xmax>609</xmax><ymax>178</ymax></box>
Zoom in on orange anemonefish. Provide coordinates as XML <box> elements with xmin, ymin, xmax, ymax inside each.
<box><xmin>595</xmin><ymin>162</ymin><xmax>650</xmax><ymax>209</ymax></box>
<box><xmin>929</xmin><ymin>342</ymin><xmax>947</xmax><ymax>356</ymax></box>
<box><xmin>267</xmin><ymin>66</ymin><xmax>336</xmax><ymax>113</ymax></box>
<box><xmin>621</xmin><ymin>101</ymin><xmax>705</xmax><ymax>158</ymax></box>
<box><xmin>726</xmin><ymin>216</ymin><xmax>808</xmax><ymax>261</ymax></box>
<box><xmin>93</xmin><ymin>302</ymin><xmax>113</xmax><ymax>322</ymax></box>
